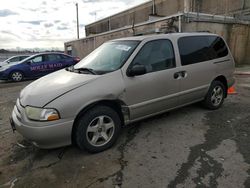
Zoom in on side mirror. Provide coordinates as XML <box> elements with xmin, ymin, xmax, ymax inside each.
<box><xmin>26</xmin><ymin>61</ymin><xmax>31</xmax><ymax>65</ymax></box>
<box><xmin>127</xmin><ymin>64</ymin><xmax>146</xmax><ymax>77</ymax></box>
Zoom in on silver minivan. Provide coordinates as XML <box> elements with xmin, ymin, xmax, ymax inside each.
<box><xmin>10</xmin><ymin>33</ymin><xmax>235</xmax><ymax>152</ymax></box>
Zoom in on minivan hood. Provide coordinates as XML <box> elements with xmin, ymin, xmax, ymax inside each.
<box><xmin>20</xmin><ymin>69</ymin><xmax>99</xmax><ymax>107</ymax></box>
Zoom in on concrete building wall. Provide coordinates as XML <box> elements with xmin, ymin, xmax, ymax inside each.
<box><xmin>85</xmin><ymin>1</ymin><xmax>152</xmax><ymax>36</ymax></box>
<box><xmin>85</xmin><ymin>0</ymin><xmax>184</xmax><ymax>36</ymax></box>
<box><xmin>85</xmin><ymin>0</ymin><xmax>250</xmax><ymax>36</ymax></box>
<box><xmin>192</xmin><ymin>0</ymin><xmax>250</xmax><ymax>15</ymax></box>
<box><xmin>229</xmin><ymin>24</ymin><xmax>250</xmax><ymax>65</ymax></box>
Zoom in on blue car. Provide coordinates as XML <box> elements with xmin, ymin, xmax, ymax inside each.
<box><xmin>0</xmin><ymin>52</ymin><xmax>80</xmax><ymax>81</ymax></box>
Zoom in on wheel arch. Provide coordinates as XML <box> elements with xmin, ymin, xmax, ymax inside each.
<box><xmin>71</xmin><ymin>99</ymin><xmax>128</xmax><ymax>144</ymax></box>
<box><xmin>213</xmin><ymin>75</ymin><xmax>228</xmax><ymax>98</ymax></box>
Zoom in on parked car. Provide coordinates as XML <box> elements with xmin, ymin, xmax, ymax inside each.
<box><xmin>10</xmin><ymin>33</ymin><xmax>235</xmax><ymax>153</ymax></box>
<box><xmin>0</xmin><ymin>52</ymin><xmax>80</xmax><ymax>81</ymax></box>
<box><xmin>0</xmin><ymin>55</ymin><xmax>30</xmax><ymax>67</ymax></box>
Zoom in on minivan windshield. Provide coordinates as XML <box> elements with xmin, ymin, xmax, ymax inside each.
<box><xmin>74</xmin><ymin>40</ymin><xmax>140</xmax><ymax>74</ymax></box>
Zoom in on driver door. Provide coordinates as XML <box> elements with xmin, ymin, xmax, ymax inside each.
<box><xmin>123</xmin><ymin>39</ymin><xmax>181</xmax><ymax>121</ymax></box>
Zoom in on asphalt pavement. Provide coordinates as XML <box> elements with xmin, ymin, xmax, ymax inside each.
<box><xmin>0</xmin><ymin>70</ymin><xmax>249</xmax><ymax>188</ymax></box>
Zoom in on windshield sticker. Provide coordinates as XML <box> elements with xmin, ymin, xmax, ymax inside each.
<box><xmin>115</xmin><ymin>45</ymin><xmax>131</xmax><ymax>51</ymax></box>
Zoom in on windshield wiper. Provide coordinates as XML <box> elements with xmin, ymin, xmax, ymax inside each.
<box><xmin>74</xmin><ymin>67</ymin><xmax>97</xmax><ymax>75</ymax></box>
<box><xmin>65</xmin><ymin>66</ymin><xmax>97</xmax><ymax>75</ymax></box>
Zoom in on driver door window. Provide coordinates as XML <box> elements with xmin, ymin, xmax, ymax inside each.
<box><xmin>30</xmin><ymin>56</ymin><xmax>43</xmax><ymax>64</ymax></box>
<box><xmin>132</xmin><ymin>39</ymin><xmax>175</xmax><ymax>73</ymax></box>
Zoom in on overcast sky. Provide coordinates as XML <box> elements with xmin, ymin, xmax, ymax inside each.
<box><xmin>0</xmin><ymin>0</ymin><xmax>148</xmax><ymax>50</ymax></box>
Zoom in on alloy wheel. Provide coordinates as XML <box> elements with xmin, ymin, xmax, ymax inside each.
<box><xmin>211</xmin><ymin>86</ymin><xmax>223</xmax><ymax>106</ymax></box>
<box><xmin>11</xmin><ymin>72</ymin><xmax>23</xmax><ymax>81</ymax></box>
<box><xmin>86</xmin><ymin>115</ymin><xmax>115</xmax><ymax>147</ymax></box>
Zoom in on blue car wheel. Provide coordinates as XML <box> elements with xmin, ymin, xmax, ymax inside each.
<box><xmin>10</xmin><ymin>71</ymin><xmax>24</xmax><ymax>82</ymax></box>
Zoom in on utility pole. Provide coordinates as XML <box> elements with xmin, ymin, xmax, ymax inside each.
<box><xmin>76</xmin><ymin>3</ymin><xmax>79</xmax><ymax>39</ymax></box>
<box><xmin>152</xmin><ymin>0</ymin><xmax>156</xmax><ymax>15</ymax></box>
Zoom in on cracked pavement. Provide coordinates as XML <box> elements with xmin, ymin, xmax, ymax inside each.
<box><xmin>0</xmin><ymin>74</ymin><xmax>250</xmax><ymax>188</ymax></box>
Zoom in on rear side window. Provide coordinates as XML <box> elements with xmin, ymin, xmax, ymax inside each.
<box><xmin>30</xmin><ymin>55</ymin><xmax>43</xmax><ymax>64</ymax></box>
<box><xmin>178</xmin><ymin>36</ymin><xmax>228</xmax><ymax>66</ymax></box>
<box><xmin>46</xmin><ymin>54</ymin><xmax>61</xmax><ymax>61</ymax></box>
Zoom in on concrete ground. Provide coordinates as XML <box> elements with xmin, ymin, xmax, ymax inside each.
<box><xmin>0</xmin><ymin>72</ymin><xmax>249</xmax><ymax>188</ymax></box>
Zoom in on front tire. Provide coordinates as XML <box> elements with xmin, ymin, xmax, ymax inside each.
<box><xmin>74</xmin><ymin>105</ymin><xmax>121</xmax><ymax>153</ymax></box>
<box><xmin>202</xmin><ymin>80</ymin><xmax>226</xmax><ymax>110</ymax></box>
<box><xmin>10</xmin><ymin>71</ymin><xmax>23</xmax><ymax>82</ymax></box>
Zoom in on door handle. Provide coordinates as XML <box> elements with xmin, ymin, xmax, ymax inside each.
<box><xmin>173</xmin><ymin>72</ymin><xmax>180</xmax><ymax>79</ymax></box>
<box><xmin>180</xmin><ymin>71</ymin><xmax>187</xmax><ymax>78</ymax></box>
<box><xmin>173</xmin><ymin>71</ymin><xmax>187</xmax><ymax>79</ymax></box>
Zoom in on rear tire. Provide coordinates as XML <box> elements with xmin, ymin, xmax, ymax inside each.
<box><xmin>74</xmin><ymin>105</ymin><xmax>121</xmax><ymax>153</ymax></box>
<box><xmin>202</xmin><ymin>80</ymin><xmax>226</xmax><ymax>110</ymax></box>
<box><xmin>10</xmin><ymin>71</ymin><xmax>23</xmax><ymax>82</ymax></box>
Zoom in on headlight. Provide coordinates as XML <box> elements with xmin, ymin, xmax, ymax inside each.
<box><xmin>25</xmin><ymin>106</ymin><xmax>60</xmax><ymax>121</ymax></box>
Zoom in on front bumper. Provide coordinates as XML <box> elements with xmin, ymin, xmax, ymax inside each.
<box><xmin>11</xmin><ymin>99</ymin><xmax>74</xmax><ymax>149</ymax></box>
<box><xmin>0</xmin><ymin>71</ymin><xmax>9</xmax><ymax>80</ymax></box>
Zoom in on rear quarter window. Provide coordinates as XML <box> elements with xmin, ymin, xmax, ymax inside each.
<box><xmin>178</xmin><ymin>36</ymin><xmax>229</xmax><ymax>66</ymax></box>
<box><xmin>9</xmin><ymin>57</ymin><xmax>20</xmax><ymax>62</ymax></box>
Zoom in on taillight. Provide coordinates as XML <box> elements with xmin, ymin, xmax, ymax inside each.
<box><xmin>74</xmin><ymin>57</ymin><xmax>80</xmax><ymax>63</ymax></box>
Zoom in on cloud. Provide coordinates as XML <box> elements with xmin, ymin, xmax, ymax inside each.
<box><xmin>20</xmin><ymin>8</ymin><xmax>37</xmax><ymax>12</ymax></box>
<box><xmin>44</xmin><ymin>23</ymin><xmax>54</xmax><ymax>28</ymax></box>
<box><xmin>0</xmin><ymin>9</ymin><xmax>18</xmax><ymax>17</ymax></box>
<box><xmin>79</xmin><ymin>24</ymin><xmax>85</xmax><ymax>28</ymax></box>
<box><xmin>54</xmin><ymin>20</ymin><xmax>61</xmax><ymax>23</ymax></box>
<box><xmin>19</xmin><ymin>20</ymin><xmax>45</xmax><ymax>25</ymax></box>
<box><xmin>57</xmin><ymin>26</ymin><xmax>69</xmax><ymax>30</ymax></box>
<box><xmin>89</xmin><ymin>10</ymin><xmax>101</xmax><ymax>16</ymax></box>
<box><xmin>1</xmin><ymin>30</ymin><xmax>20</xmax><ymax>39</ymax></box>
